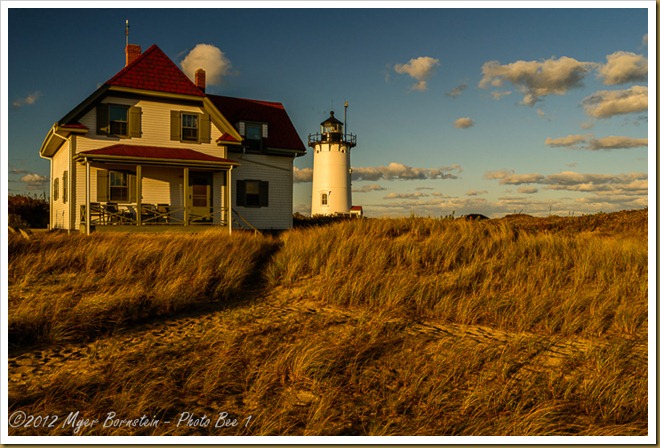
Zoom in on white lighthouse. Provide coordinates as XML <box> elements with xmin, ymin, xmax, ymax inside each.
<box><xmin>308</xmin><ymin>107</ymin><xmax>357</xmax><ymax>216</ymax></box>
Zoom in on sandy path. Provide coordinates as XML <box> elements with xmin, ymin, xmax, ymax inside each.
<box><xmin>8</xmin><ymin>281</ymin><xmax>646</xmax><ymax>391</ymax></box>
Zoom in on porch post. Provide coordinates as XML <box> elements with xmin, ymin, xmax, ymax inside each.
<box><xmin>228</xmin><ymin>166</ymin><xmax>232</xmax><ymax>235</ymax></box>
<box><xmin>85</xmin><ymin>159</ymin><xmax>91</xmax><ymax>235</ymax></box>
<box><xmin>136</xmin><ymin>164</ymin><xmax>142</xmax><ymax>226</ymax></box>
<box><xmin>183</xmin><ymin>167</ymin><xmax>189</xmax><ymax>226</ymax></box>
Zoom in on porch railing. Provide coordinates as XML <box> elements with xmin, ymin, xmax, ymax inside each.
<box><xmin>81</xmin><ymin>203</ymin><xmax>229</xmax><ymax>227</ymax></box>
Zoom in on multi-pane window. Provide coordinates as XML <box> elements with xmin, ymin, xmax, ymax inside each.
<box><xmin>53</xmin><ymin>178</ymin><xmax>59</xmax><ymax>201</ymax></box>
<box><xmin>181</xmin><ymin>113</ymin><xmax>199</xmax><ymax>141</ymax></box>
<box><xmin>109</xmin><ymin>171</ymin><xmax>129</xmax><ymax>202</ymax></box>
<box><xmin>321</xmin><ymin>193</ymin><xmax>328</xmax><ymax>206</ymax></box>
<box><xmin>109</xmin><ymin>105</ymin><xmax>129</xmax><ymax>137</ymax></box>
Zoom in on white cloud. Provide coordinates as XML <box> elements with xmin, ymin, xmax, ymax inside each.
<box><xmin>181</xmin><ymin>43</ymin><xmax>232</xmax><ymax>86</ymax></box>
<box><xmin>598</xmin><ymin>51</ymin><xmax>647</xmax><ymax>85</ymax></box>
<box><xmin>545</xmin><ymin>134</ymin><xmax>648</xmax><ymax>151</ymax></box>
<box><xmin>545</xmin><ymin>134</ymin><xmax>591</xmax><ymax>148</ymax></box>
<box><xmin>13</xmin><ymin>91</ymin><xmax>41</xmax><ymax>108</ymax></box>
<box><xmin>352</xmin><ymin>162</ymin><xmax>462</xmax><ymax>182</ymax></box>
<box><xmin>479</xmin><ymin>57</ymin><xmax>596</xmax><ymax>106</ymax></box>
<box><xmin>394</xmin><ymin>56</ymin><xmax>440</xmax><ymax>91</ymax></box>
<box><xmin>353</xmin><ymin>184</ymin><xmax>386</xmax><ymax>193</ymax></box>
<box><xmin>295</xmin><ymin>163</ymin><xmax>462</xmax><ymax>183</ymax></box>
<box><xmin>20</xmin><ymin>173</ymin><xmax>48</xmax><ymax>188</ymax></box>
<box><xmin>582</xmin><ymin>85</ymin><xmax>648</xmax><ymax>118</ymax></box>
<box><xmin>293</xmin><ymin>167</ymin><xmax>313</xmax><ymax>183</ymax></box>
<box><xmin>642</xmin><ymin>34</ymin><xmax>648</xmax><ymax>46</ymax></box>
<box><xmin>453</xmin><ymin>117</ymin><xmax>474</xmax><ymax>129</ymax></box>
<box><xmin>518</xmin><ymin>186</ymin><xmax>539</xmax><ymax>194</ymax></box>
<box><xmin>588</xmin><ymin>136</ymin><xmax>648</xmax><ymax>150</ymax></box>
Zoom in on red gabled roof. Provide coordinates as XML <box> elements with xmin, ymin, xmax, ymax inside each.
<box><xmin>207</xmin><ymin>95</ymin><xmax>306</xmax><ymax>153</ymax></box>
<box><xmin>106</xmin><ymin>45</ymin><xmax>205</xmax><ymax>97</ymax></box>
<box><xmin>80</xmin><ymin>144</ymin><xmax>237</xmax><ymax>165</ymax></box>
<box><xmin>350</xmin><ymin>206</ymin><xmax>363</xmax><ymax>211</ymax></box>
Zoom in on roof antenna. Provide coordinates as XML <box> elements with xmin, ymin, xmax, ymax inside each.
<box><xmin>125</xmin><ymin>19</ymin><xmax>129</xmax><ymax>47</ymax></box>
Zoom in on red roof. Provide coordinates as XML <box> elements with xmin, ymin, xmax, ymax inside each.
<box><xmin>208</xmin><ymin>95</ymin><xmax>305</xmax><ymax>152</ymax></box>
<box><xmin>350</xmin><ymin>206</ymin><xmax>363</xmax><ymax>211</ymax></box>
<box><xmin>106</xmin><ymin>45</ymin><xmax>204</xmax><ymax>97</ymax></box>
<box><xmin>80</xmin><ymin>145</ymin><xmax>237</xmax><ymax>165</ymax></box>
<box><xmin>217</xmin><ymin>132</ymin><xmax>240</xmax><ymax>143</ymax></box>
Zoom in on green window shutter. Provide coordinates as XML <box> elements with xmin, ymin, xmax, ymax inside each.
<box><xmin>170</xmin><ymin>111</ymin><xmax>181</xmax><ymax>141</ymax></box>
<box><xmin>96</xmin><ymin>103</ymin><xmax>109</xmax><ymax>136</ymax></box>
<box><xmin>97</xmin><ymin>169</ymin><xmax>109</xmax><ymax>202</ymax></box>
<box><xmin>200</xmin><ymin>112</ymin><xmax>211</xmax><ymax>143</ymax></box>
<box><xmin>259</xmin><ymin>181</ymin><xmax>269</xmax><ymax>207</ymax></box>
<box><xmin>128</xmin><ymin>174</ymin><xmax>137</xmax><ymax>203</ymax></box>
<box><xmin>236</xmin><ymin>180</ymin><xmax>246</xmax><ymax>206</ymax></box>
<box><xmin>128</xmin><ymin>106</ymin><xmax>142</xmax><ymax>138</ymax></box>
<box><xmin>62</xmin><ymin>171</ymin><xmax>68</xmax><ymax>204</ymax></box>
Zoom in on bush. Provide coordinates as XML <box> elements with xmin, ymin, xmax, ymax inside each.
<box><xmin>8</xmin><ymin>194</ymin><xmax>49</xmax><ymax>228</ymax></box>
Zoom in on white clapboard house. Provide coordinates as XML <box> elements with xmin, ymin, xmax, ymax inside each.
<box><xmin>39</xmin><ymin>43</ymin><xmax>306</xmax><ymax>233</ymax></box>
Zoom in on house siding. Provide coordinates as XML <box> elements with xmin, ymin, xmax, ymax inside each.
<box><xmin>232</xmin><ymin>154</ymin><xmax>294</xmax><ymax>230</ymax></box>
<box><xmin>75</xmin><ymin>97</ymin><xmax>229</xmax><ymax>159</ymax></box>
<box><xmin>51</xmin><ymin>140</ymin><xmax>71</xmax><ymax>230</ymax></box>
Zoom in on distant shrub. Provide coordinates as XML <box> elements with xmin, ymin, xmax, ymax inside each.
<box><xmin>8</xmin><ymin>194</ymin><xmax>49</xmax><ymax>228</ymax></box>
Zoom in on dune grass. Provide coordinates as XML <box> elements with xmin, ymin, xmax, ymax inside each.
<box><xmin>8</xmin><ymin>230</ymin><xmax>278</xmax><ymax>345</ymax></box>
<box><xmin>7</xmin><ymin>209</ymin><xmax>648</xmax><ymax>436</ymax></box>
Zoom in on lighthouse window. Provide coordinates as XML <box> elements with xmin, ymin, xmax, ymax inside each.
<box><xmin>321</xmin><ymin>193</ymin><xmax>328</xmax><ymax>206</ymax></box>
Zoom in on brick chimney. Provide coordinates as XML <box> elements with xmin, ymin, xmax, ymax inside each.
<box><xmin>125</xmin><ymin>44</ymin><xmax>142</xmax><ymax>67</ymax></box>
<box><xmin>195</xmin><ymin>68</ymin><xmax>206</xmax><ymax>93</ymax></box>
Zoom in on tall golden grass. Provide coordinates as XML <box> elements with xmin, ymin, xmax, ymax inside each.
<box><xmin>7</xmin><ymin>209</ymin><xmax>648</xmax><ymax>436</ymax></box>
<box><xmin>8</xmin><ymin>230</ymin><xmax>278</xmax><ymax>345</ymax></box>
<box><xmin>266</xmin><ymin>211</ymin><xmax>647</xmax><ymax>338</ymax></box>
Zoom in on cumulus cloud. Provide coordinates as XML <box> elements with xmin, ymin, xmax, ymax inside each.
<box><xmin>295</xmin><ymin>163</ymin><xmax>461</xmax><ymax>183</ymax></box>
<box><xmin>545</xmin><ymin>133</ymin><xmax>647</xmax><ymax>151</ymax></box>
<box><xmin>352</xmin><ymin>162</ymin><xmax>462</xmax><ymax>181</ymax></box>
<box><xmin>598</xmin><ymin>51</ymin><xmax>647</xmax><ymax>85</ymax></box>
<box><xmin>453</xmin><ymin>117</ymin><xmax>474</xmax><ymax>129</ymax></box>
<box><xmin>353</xmin><ymin>184</ymin><xmax>386</xmax><ymax>193</ymax></box>
<box><xmin>181</xmin><ymin>43</ymin><xmax>232</xmax><ymax>86</ymax></box>
<box><xmin>545</xmin><ymin>134</ymin><xmax>591</xmax><ymax>148</ymax></box>
<box><xmin>518</xmin><ymin>186</ymin><xmax>539</xmax><ymax>194</ymax></box>
<box><xmin>293</xmin><ymin>166</ymin><xmax>313</xmax><ymax>183</ymax></box>
<box><xmin>479</xmin><ymin>57</ymin><xmax>596</xmax><ymax>106</ymax></box>
<box><xmin>446</xmin><ymin>83</ymin><xmax>467</xmax><ymax>97</ymax></box>
<box><xmin>13</xmin><ymin>91</ymin><xmax>41</xmax><ymax>108</ymax></box>
<box><xmin>20</xmin><ymin>173</ymin><xmax>49</xmax><ymax>189</ymax></box>
<box><xmin>394</xmin><ymin>56</ymin><xmax>440</xmax><ymax>91</ymax></box>
<box><xmin>486</xmin><ymin>169</ymin><xmax>647</xmax><ymax>196</ymax></box>
<box><xmin>588</xmin><ymin>136</ymin><xmax>648</xmax><ymax>150</ymax></box>
<box><xmin>582</xmin><ymin>86</ymin><xmax>648</xmax><ymax>118</ymax></box>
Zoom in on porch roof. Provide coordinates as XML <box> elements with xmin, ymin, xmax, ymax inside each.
<box><xmin>75</xmin><ymin>144</ymin><xmax>240</xmax><ymax>168</ymax></box>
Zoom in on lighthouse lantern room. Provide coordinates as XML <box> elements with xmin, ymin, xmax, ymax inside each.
<box><xmin>308</xmin><ymin>108</ymin><xmax>357</xmax><ymax>216</ymax></box>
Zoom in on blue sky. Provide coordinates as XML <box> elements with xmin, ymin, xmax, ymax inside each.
<box><xmin>3</xmin><ymin>3</ymin><xmax>654</xmax><ymax>218</ymax></box>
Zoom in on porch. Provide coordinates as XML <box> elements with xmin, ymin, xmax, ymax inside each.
<box><xmin>74</xmin><ymin>145</ymin><xmax>239</xmax><ymax>235</ymax></box>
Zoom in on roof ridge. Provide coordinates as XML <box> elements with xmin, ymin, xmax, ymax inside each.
<box><xmin>208</xmin><ymin>94</ymin><xmax>285</xmax><ymax>109</ymax></box>
<box><xmin>105</xmin><ymin>44</ymin><xmax>204</xmax><ymax>97</ymax></box>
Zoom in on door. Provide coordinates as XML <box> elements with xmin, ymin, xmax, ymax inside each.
<box><xmin>189</xmin><ymin>172</ymin><xmax>213</xmax><ymax>223</ymax></box>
